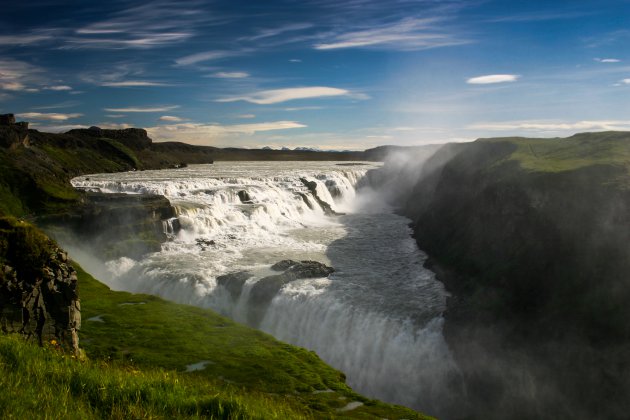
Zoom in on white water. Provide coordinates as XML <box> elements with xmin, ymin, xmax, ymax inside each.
<box><xmin>70</xmin><ymin>161</ymin><xmax>461</xmax><ymax>417</ymax></box>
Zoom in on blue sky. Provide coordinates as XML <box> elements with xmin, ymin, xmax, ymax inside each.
<box><xmin>1</xmin><ymin>0</ymin><xmax>630</xmax><ymax>150</ymax></box>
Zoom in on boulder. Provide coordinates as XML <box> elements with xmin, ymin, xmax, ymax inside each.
<box><xmin>248</xmin><ymin>260</ymin><xmax>334</xmax><ymax>325</ymax></box>
<box><xmin>216</xmin><ymin>271</ymin><xmax>252</xmax><ymax>300</ymax></box>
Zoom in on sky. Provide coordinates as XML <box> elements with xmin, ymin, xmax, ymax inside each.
<box><xmin>1</xmin><ymin>0</ymin><xmax>630</xmax><ymax>150</ymax></box>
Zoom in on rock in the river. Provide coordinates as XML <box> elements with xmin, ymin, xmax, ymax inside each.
<box><xmin>248</xmin><ymin>260</ymin><xmax>334</xmax><ymax>325</ymax></box>
<box><xmin>216</xmin><ymin>271</ymin><xmax>252</xmax><ymax>300</ymax></box>
<box><xmin>237</xmin><ymin>190</ymin><xmax>252</xmax><ymax>203</ymax></box>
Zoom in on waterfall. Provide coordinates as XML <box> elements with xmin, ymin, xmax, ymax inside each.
<box><xmin>70</xmin><ymin>162</ymin><xmax>462</xmax><ymax>418</ymax></box>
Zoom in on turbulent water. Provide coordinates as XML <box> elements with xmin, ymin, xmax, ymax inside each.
<box><xmin>70</xmin><ymin>161</ymin><xmax>461</xmax><ymax>416</ymax></box>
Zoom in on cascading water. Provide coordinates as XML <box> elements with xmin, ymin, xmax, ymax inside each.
<box><xmin>70</xmin><ymin>161</ymin><xmax>462</xmax><ymax>417</ymax></box>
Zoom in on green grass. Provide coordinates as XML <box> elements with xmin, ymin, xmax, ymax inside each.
<box><xmin>0</xmin><ymin>333</ymin><xmax>308</xmax><ymax>419</ymax></box>
<box><xmin>479</xmin><ymin>131</ymin><xmax>630</xmax><ymax>175</ymax></box>
<box><xmin>76</xmin><ymin>265</ymin><xmax>430</xmax><ymax>419</ymax></box>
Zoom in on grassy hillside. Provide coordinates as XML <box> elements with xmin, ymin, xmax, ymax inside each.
<box><xmin>76</xmin><ymin>264</ymin><xmax>427</xmax><ymax>419</ymax></box>
<box><xmin>0</xmin><ymin>216</ymin><xmax>428</xmax><ymax>419</ymax></box>
<box><xmin>398</xmin><ymin>131</ymin><xmax>630</xmax><ymax>420</ymax></box>
<box><xmin>0</xmin><ymin>333</ymin><xmax>306</xmax><ymax>419</ymax></box>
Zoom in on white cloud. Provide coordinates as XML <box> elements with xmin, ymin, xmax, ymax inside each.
<box><xmin>289</xmin><ymin>59</ymin><xmax>302</xmax><ymax>63</ymax></box>
<box><xmin>595</xmin><ymin>58</ymin><xmax>621</xmax><ymax>63</ymax></box>
<box><xmin>16</xmin><ymin>112</ymin><xmax>82</xmax><ymax>121</ymax></box>
<box><xmin>100</xmin><ymin>81</ymin><xmax>168</xmax><ymax>87</ymax></box>
<box><xmin>68</xmin><ymin>1</ymin><xmax>218</xmax><ymax>50</ymax></box>
<box><xmin>147</xmin><ymin>121</ymin><xmax>307</xmax><ymax>145</ymax></box>
<box><xmin>245</xmin><ymin>23</ymin><xmax>314</xmax><ymax>41</ymax></box>
<box><xmin>467</xmin><ymin>120</ymin><xmax>630</xmax><ymax>132</ymax></box>
<box><xmin>159</xmin><ymin>115</ymin><xmax>184</xmax><ymax>122</ymax></box>
<box><xmin>621</xmin><ymin>79</ymin><xmax>630</xmax><ymax>84</ymax></box>
<box><xmin>210</xmin><ymin>72</ymin><xmax>250</xmax><ymax>79</ymax></box>
<box><xmin>237</xmin><ymin>114</ymin><xmax>256</xmax><ymax>119</ymax></box>
<box><xmin>284</xmin><ymin>106</ymin><xmax>324</xmax><ymax>111</ymax></box>
<box><xmin>314</xmin><ymin>17</ymin><xmax>468</xmax><ymax>51</ymax></box>
<box><xmin>104</xmin><ymin>105</ymin><xmax>179</xmax><ymax>112</ymax></box>
<box><xmin>467</xmin><ymin>74</ymin><xmax>520</xmax><ymax>84</ymax></box>
<box><xmin>0</xmin><ymin>59</ymin><xmax>47</xmax><ymax>92</ymax></box>
<box><xmin>0</xmin><ymin>82</ymin><xmax>26</xmax><ymax>91</ymax></box>
<box><xmin>217</xmin><ymin>87</ymin><xmax>356</xmax><ymax>104</ymax></box>
<box><xmin>175</xmin><ymin>50</ymin><xmax>237</xmax><ymax>66</ymax></box>
<box><xmin>44</xmin><ymin>85</ymin><xmax>73</xmax><ymax>91</ymax></box>
<box><xmin>0</xmin><ymin>34</ymin><xmax>52</xmax><ymax>46</ymax></box>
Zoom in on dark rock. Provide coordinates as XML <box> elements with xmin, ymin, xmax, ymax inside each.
<box><xmin>216</xmin><ymin>271</ymin><xmax>252</xmax><ymax>300</ymax></box>
<box><xmin>40</xmin><ymin>192</ymin><xmax>177</xmax><ymax>260</ymax></box>
<box><xmin>300</xmin><ymin>178</ymin><xmax>336</xmax><ymax>216</ymax></box>
<box><xmin>248</xmin><ymin>260</ymin><xmax>334</xmax><ymax>325</ymax></box>
<box><xmin>196</xmin><ymin>238</ymin><xmax>215</xmax><ymax>250</ymax></box>
<box><xmin>0</xmin><ymin>114</ymin><xmax>16</xmax><ymax>125</ymax></box>
<box><xmin>237</xmin><ymin>190</ymin><xmax>252</xmax><ymax>203</ymax></box>
<box><xmin>0</xmin><ymin>219</ymin><xmax>80</xmax><ymax>355</ymax></box>
<box><xmin>270</xmin><ymin>259</ymin><xmax>297</xmax><ymax>271</ymax></box>
<box><xmin>68</xmin><ymin>127</ymin><xmax>152</xmax><ymax>150</ymax></box>
<box><xmin>325</xmin><ymin>180</ymin><xmax>342</xmax><ymax>198</ymax></box>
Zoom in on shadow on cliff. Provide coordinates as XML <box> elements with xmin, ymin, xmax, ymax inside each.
<box><xmin>370</xmin><ymin>138</ymin><xmax>630</xmax><ymax>420</ymax></box>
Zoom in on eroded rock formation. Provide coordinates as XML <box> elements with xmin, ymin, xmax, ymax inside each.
<box><xmin>0</xmin><ymin>218</ymin><xmax>80</xmax><ymax>354</ymax></box>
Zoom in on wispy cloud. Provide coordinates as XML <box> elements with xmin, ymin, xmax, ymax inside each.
<box><xmin>33</xmin><ymin>101</ymin><xmax>80</xmax><ymax>110</ymax></box>
<box><xmin>594</xmin><ymin>58</ymin><xmax>621</xmax><ymax>63</ymax></box>
<box><xmin>16</xmin><ymin>112</ymin><xmax>82</xmax><ymax>121</ymax></box>
<box><xmin>67</xmin><ymin>0</ymin><xmax>217</xmax><ymax>49</ymax></box>
<box><xmin>0</xmin><ymin>59</ymin><xmax>47</xmax><ymax>92</ymax></box>
<box><xmin>44</xmin><ymin>85</ymin><xmax>73</xmax><ymax>91</ymax></box>
<box><xmin>104</xmin><ymin>105</ymin><xmax>179</xmax><ymax>112</ymax></box>
<box><xmin>217</xmin><ymin>87</ymin><xmax>358</xmax><ymax>104</ymax></box>
<box><xmin>237</xmin><ymin>114</ymin><xmax>256</xmax><ymax>119</ymax></box>
<box><xmin>100</xmin><ymin>81</ymin><xmax>169</xmax><ymax>87</ymax></box>
<box><xmin>621</xmin><ymin>79</ymin><xmax>630</xmax><ymax>85</ymax></box>
<box><xmin>467</xmin><ymin>74</ymin><xmax>520</xmax><ymax>84</ymax></box>
<box><xmin>175</xmin><ymin>50</ymin><xmax>241</xmax><ymax>66</ymax></box>
<box><xmin>146</xmin><ymin>121</ymin><xmax>307</xmax><ymax>145</ymax></box>
<box><xmin>209</xmin><ymin>72</ymin><xmax>250</xmax><ymax>79</ymax></box>
<box><xmin>0</xmin><ymin>33</ymin><xmax>53</xmax><ymax>46</ymax></box>
<box><xmin>468</xmin><ymin>119</ymin><xmax>630</xmax><ymax>132</ymax></box>
<box><xmin>284</xmin><ymin>106</ymin><xmax>324</xmax><ymax>111</ymax></box>
<box><xmin>314</xmin><ymin>17</ymin><xmax>468</xmax><ymax>50</ymax></box>
<box><xmin>159</xmin><ymin>115</ymin><xmax>185</xmax><ymax>122</ymax></box>
<box><xmin>244</xmin><ymin>23</ymin><xmax>314</xmax><ymax>41</ymax></box>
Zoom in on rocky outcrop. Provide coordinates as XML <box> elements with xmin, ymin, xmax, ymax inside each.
<box><xmin>68</xmin><ymin>127</ymin><xmax>152</xmax><ymax>150</ymax></box>
<box><xmin>41</xmin><ymin>192</ymin><xmax>179</xmax><ymax>260</ymax></box>
<box><xmin>0</xmin><ymin>218</ymin><xmax>80</xmax><ymax>354</ymax></box>
<box><xmin>0</xmin><ymin>114</ymin><xmax>30</xmax><ymax>149</ymax></box>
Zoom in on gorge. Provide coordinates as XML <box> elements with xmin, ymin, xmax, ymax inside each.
<box><xmin>2</xmin><ymin>120</ymin><xmax>630</xmax><ymax>419</ymax></box>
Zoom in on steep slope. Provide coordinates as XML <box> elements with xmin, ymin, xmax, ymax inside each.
<box><xmin>395</xmin><ymin>132</ymin><xmax>630</xmax><ymax>420</ymax></box>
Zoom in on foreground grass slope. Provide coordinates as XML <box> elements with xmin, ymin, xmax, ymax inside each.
<box><xmin>76</xmin><ymin>264</ymin><xmax>426</xmax><ymax>419</ymax></box>
<box><xmin>0</xmin><ymin>334</ymin><xmax>306</xmax><ymax>419</ymax></box>
<box><xmin>0</xmin><ymin>216</ymin><xmax>428</xmax><ymax>418</ymax></box>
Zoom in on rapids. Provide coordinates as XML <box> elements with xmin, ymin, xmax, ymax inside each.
<box><xmin>70</xmin><ymin>161</ymin><xmax>461</xmax><ymax>417</ymax></box>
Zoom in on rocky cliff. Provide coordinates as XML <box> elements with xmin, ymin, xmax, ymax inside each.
<box><xmin>0</xmin><ymin>217</ymin><xmax>80</xmax><ymax>354</ymax></box>
<box><xmin>386</xmin><ymin>132</ymin><xmax>630</xmax><ymax>420</ymax></box>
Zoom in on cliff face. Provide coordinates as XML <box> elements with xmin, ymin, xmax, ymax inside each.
<box><xmin>0</xmin><ymin>218</ymin><xmax>80</xmax><ymax>354</ymax></box>
<box><xmin>389</xmin><ymin>133</ymin><xmax>630</xmax><ymax>420</ymax></box>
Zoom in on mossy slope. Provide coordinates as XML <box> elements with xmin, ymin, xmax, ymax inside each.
<box><xmin>77</xmin><ymin>264</ymin><xmax>428</xmax><ymax>419</ymax></box>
